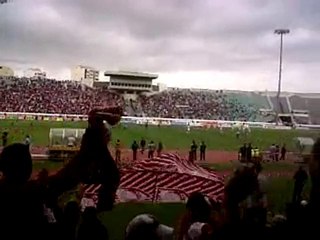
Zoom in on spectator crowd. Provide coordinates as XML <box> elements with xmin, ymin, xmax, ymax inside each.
<box><xmin>0</xmin><ymin>77</ymin><xmax>124</xmax><ymax>115</ymax></box>
<box><xmin>139</xmin><ymin>89</ymin><xmax>258</xmax><ymax>121</ymax></box>
<box><xmin>0</xmin><ymin>77</ymin><xmax>260</xmax><ymax>121</ymax></box>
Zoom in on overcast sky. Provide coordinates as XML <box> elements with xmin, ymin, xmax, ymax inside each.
<box><xmin>1</xmin><ymin>0</ymin><xmax>320</xmax><ymax>92</ymax></box>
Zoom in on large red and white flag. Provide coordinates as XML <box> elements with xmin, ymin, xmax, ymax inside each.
<box><xmin>81</xmin><ymin>153</ymin><xmax>224</xmax><ymax>209</ymax></box>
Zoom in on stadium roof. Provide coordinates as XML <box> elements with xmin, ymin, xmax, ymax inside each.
<box><xmin>104</xmin><ymin>71</ymin><xmax>158</xmax><ymax>79</ymax></box>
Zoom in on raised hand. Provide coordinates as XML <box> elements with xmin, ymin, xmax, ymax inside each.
<box><xmin>88</xmin><ymin>106</ymin><xmax>123</xmax><ymax>128</ymax></box>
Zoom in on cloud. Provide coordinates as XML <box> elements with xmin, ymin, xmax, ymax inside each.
<box><xmin>1</xmin><ymin>0</ymin><xmax>320</xmax><ymax>92</ymax></box>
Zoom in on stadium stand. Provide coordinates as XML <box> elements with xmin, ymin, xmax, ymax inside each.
<box><xmin>226</xmin><ymin>92</ymin><xmax>270</xmax><ymax>110</ymax></box>
<box><xmin>0</xmin><ymin>77</ymin><xmax>124</xmax><ymax>115</ymax></box>
<box><xmin>139</xmin><ymin>89</ymin><xmax>260</xmax><ymax>121</ymax></box>
<box><xmin>2</xmin><ymin>76</ymin><xmax>320</xmax><ymax>124</ymax></box>
<box><xmin>289</xmin><ymin>95</ymin><xmax>308</xmax><ymax>110</ymax></box>
<box><xmin>305</xmin><ymin>98</ymin><xmax>320</xmax><ymax>124</ymax></box>
<box><xmin>270</xmin><ymin>96</ymin><xmax>290</xmax><ymax>114</ymax></box>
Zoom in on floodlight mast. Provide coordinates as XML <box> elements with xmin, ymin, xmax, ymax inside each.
<box><xmin>274</xmin><ymin>29</ymin><xmax>290</xmax><ymax>125</ymax></box>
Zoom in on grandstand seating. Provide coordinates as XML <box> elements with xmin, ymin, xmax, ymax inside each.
<box><xmin>293</xmin><ymin>116</ymin><xmax>310</xmax><ymax>125</ymax></box>
<box><xmin>139</xmin><ymin>89</ymin><xmax>260</xmax><ymax>121</ymax></box>
<box><xmin>226</xmin><ymin>92</ymin><xmax>270</xmax><ymax>110</ymax></box>
<box><xmin>270</xmin><ymin>96</ymin><xmax>290</xmax><ymax>114</ymax></box>
<box><xmin>1</xmin><ymin>76</ymin><xmax>320</xmax><ymax>124</ymax></box>
<box><xmin>305</xmin><ymin>98</ymin><xmax>320</xmax><ymax>124</ymax></box>
<box><xmin>289</xmin><ymin>95</ymin><xmax>308</xmax><ymax>110</ymax></box>
<box><xmin>0</xmin><ymin>77</ymin><xmax>124</xmax><ymax>115</ymax></box>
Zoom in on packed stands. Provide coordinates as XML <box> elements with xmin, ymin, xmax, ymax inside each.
<box><xmin>2</xmin><ymin>77</ymin><xmax>320</xmax><ymax>124</ymax></box>
<box><xmin>0</xmin><ymin>77</ymin><xmax>124</xmax><ymax>115</ymax></box>
<box><xmin>139</xmin><ymin>89</ymin><xmax>261</xmax><ymax>121</ymax></box>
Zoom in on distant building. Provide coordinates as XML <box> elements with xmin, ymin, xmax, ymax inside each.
<box><xmin>24</xmin><ymin>68</ymin><xmax>47</xmax><ymax>79</ymax></box>
<box><xmin>0</xmin><ymin>66</ymin><xmax>14</xmax><ymax>77</ymax></box>
<box><xmin>156</xmin><ymin>83</ymin><xmax>167</xmax><ymax>92</ymax></box>
<box><xmin>104</xmin><ymin>71</ymin><xmax>158</xmax><ymax>93</ymax></box>
<box><xmin>70</xmin><ymin>65</ymin><xmax>99</xmax><ymax>87</ymax></box>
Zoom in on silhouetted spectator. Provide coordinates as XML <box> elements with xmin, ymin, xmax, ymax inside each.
<box><xmin>0</xmin><ymin>107</ymin><xmax>122</xmax><ymax>240</ymax></box>
<box><xmin>61</xmin><ymin>201</ymin><xmax>80</xmax><ymax>240</ymax></box>
<box><xmin>246</xmin><ymin>143</ymin><xmax>252</xmax><ymax>162</ymax></box>
<box><xmin>244</xmin><ymin>164</ymin><xmax>268</xmax><ymax>235</ymax></box>
<box><xmin>224</xmin><ymin>166</ymin><xmax>257</xmax><ymax>226</ymax></box>
<box><xmin>77</xmin><ymin>207</ymin><xmax>108</xmax><ymax>240</ymax></box>
<box><xmin>185</xmin><ymin>222</ymin><xmax>213</xmax><ymax>240</ymax></box>
<box><xmin>177</xmin><ymin>192</ymin><xmax>214</xmax><ymax>240</ymax></box>
<box><xmin>292</xmin><ymin>166</ymin><xmax>308</xmax><ymax>203</ymax></box>
<box><xmin>125</xmin><ymin>214</ymin><xmax>174</xmax><ymax>240</ymax></box>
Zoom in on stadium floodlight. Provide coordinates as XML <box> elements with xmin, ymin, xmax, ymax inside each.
<box><xmin>274</xmin><ymin>28</ymin><xmax>290</xmax><ymax>125</ymax></box>
<box><xmin>274</xmin><ymin>29</ymin><xmax>290</xmax><ymax>35</ymax></box>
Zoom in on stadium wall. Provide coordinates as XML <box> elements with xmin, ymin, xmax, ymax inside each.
<box><xmin>1</xmin><ymin>111</ymin><xmax>318</xmax><ymax>130</ymax></box>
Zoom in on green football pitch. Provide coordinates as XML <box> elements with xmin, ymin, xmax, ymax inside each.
<box><xmin>0</xmin><ymin>119</ymin><xmax>319</xmax><ymax>151</ymax></box>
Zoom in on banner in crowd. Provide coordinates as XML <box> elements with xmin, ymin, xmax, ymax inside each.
<box><xmin>80</xmin><ymin>153</ymin><xmax>225</xmax><ymax>209</ymax></box>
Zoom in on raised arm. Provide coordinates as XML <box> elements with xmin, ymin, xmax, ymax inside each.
<box><xmin>47</xmin><ymin>107</ymin><xmax>122</xmax><ymax>210</ymax></box>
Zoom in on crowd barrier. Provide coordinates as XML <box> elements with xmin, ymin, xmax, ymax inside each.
<box><xmin>0</xmin><ymin>112</ymin><xmax>319</xmax><ymax>130</ymax></box>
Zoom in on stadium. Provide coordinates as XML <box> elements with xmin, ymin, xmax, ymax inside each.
<box><xmin>1</xmin><ymin>1</ymin><xmax>320</xmax><ymax>239</ymax></box>
<box><xmin>0</xmin><ymin>69</ymin><xmax>319</xmax><ymax>239</ymax></box>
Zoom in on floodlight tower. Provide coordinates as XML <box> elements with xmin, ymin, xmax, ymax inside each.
<box><xmin>274</xmin><ymin>28</ymin><xmax>290</xmax><ymax>125</ymax></box>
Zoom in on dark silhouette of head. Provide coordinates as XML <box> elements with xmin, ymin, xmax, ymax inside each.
<box><xmin>0</xmin><ymin>143</ymin><xmax>32</xmax><ymax>184</ymax></box>
<box><xmin>64</xmin><ymin>200</ymin><xmax>80</xmax><ymax>224</ymax></box>
<box><xmin>82</xmin><ymin>206</ymin><xmax>98</xmax><ymax>223</ymax></box>
<box><xmin>186</xmin><ymin>192</ymin><xmax>211</xmax><ymax>222</ymax></box>
<box><xmin>255</xmin><ymin>163</ymin><xmax>263</xmax><ymax>174</ymax></box>
<box><xmin>125</xmin><ymin>214</ymin><xmax>174</xmax><ymax>240</ymax></box>
<box><xmin>37</xmin><ymin>168</ymin><xmax>49</xmax><ymax>184</ymax></box>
